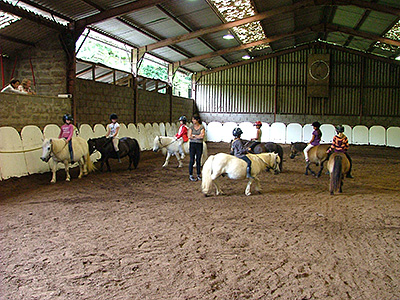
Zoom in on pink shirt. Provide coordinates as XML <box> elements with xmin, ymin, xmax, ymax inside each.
<box><xmin>59</xmin><ymin>124</ymin><xmax>74</xmax><ymax>141</ymax></box>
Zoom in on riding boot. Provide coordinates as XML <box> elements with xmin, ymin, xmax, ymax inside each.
<box><xmin>246</xmin><ymin>166</ymin><xmax>253</xmax><ymax>179</ymax></box>
<box><xmin>116</xmin><ymin>151</ymin><xmax>121</xmax><ymax>163</ymax></box>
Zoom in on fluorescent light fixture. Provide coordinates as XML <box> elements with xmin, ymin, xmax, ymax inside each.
<box><xmin>396</xmin><ymin>55</ymin><xmax>400</xmax><ymax>61</ymax></box>
<box><xmin>223</xmin><ymin>34</ymin><xmax>234</xmax><ymax>40</ymax></box>
<box><xmin>242</xmin><ymin>55</ymin><xmax>251</xmax><ymax>60</ymax></box>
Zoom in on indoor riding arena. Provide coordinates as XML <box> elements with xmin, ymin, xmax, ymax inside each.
<box><xmin>1</xmin><ymin>0</ymin><xmax>400</xmax><ymax>299</ymax></box>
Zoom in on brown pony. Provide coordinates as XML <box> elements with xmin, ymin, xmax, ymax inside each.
<box><xmin>289</xmin><ymin>142</ymin><xmax>330</xmax><ymax>177</ymax></box>
<box><xmin>327</xmin><ymin>153</ymin><xmax>351</xmax><ymax>195</ymax></box>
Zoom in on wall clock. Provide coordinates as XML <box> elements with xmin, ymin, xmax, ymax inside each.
<box><xmin>309</xmin><ymin>59</ymin><xmax>330</xmax><ymax>81</ymax></box>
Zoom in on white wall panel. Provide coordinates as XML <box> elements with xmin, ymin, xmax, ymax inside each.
<box><xmin>206</xmin><ymin>122</ymin><xmax>223</xmax><ymax>142</ymax></box>
<box><xmin>221</xmin><ymin>122</ymin><xmax>237</xmax><ymax>143</ymax></box>
<box><xmin>353</xmin><ymin>125</ymin><xmax>369</xmax><ymax>145</ymax></box>
<box><xmin>93</xmin><ymin>124</ymin><xmax>107</xmax><ymax>137</ymax></box>
<box><xmin>79</xmin><ymin>124</ymin><xmax>95</xmax><ymax>140</ymax></box>
<box><xmin>387</xmin><ymin>127</ymin><xmax>400</xmax><ymax>147</ymax></box>
<box><xmin>343</xmin><ymin>125</ymin><xmax>353</xmax><ymax>144</ymax></box>
<box><xmin>43</xmin><ymin>124</ymin><xmax>60</xmax><ymax>139</ymax></box>
<box><xmin>136</xmin><ymin>123</ymin><xmax>148</xmax><ymax>150</ymax></box>
<box><xmin>0</xmin><ymin>127</ymin><xmax>28</xmax><ymax>179</ymax></box>
<box><xmin>270</xmin><ymin>122</ymin><xmax>286</xmax><ymax>143</ymax></box>
<box><xmin>260</xmin><ymin>123</ymin><xmax>270</xmax><ymax>142</ymax></box>
<box><xmin>302</xmin><ymin>124</ymin><xmax>313</xmax><ymax>143</ymax></box>
<box><xmin>21</xmin><ymin>125</ymin><xmax>49</xmax><ymax>175</ymax></box>
<box><xmin>320</xmin><ymin>124</ymin><xmax>335</xmax><ymax>143</ymax></box>
<box><xmin>119</xmin><ymin>123</ymin><xmax>129</xmax><ymax>137</ymax></box>
<box><xmin>238</xmin><ymin>122</ymin><xmax>254</xmax><ymax>141</ymax></box>
<box><xmin>369</xmin><ymin>125</ymin><xmax>386</xmax><ymax>145</ymax></box>
<box><xmin>286</xmin><ymin>123</ymin><xmax>302</xmax><ymax>143</ymax></box>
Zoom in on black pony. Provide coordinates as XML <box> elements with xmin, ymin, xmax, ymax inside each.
<box><xmin>248</xmin><ymin>141</ymin><xmax>284</xmax><ymax>172</ymax></box>
<box><xmin>87</xmin><ymin>137</ymin><xmax>140</xmax><ymax>172</ymax></box>
<box><xmin>231</xmin><ymin>139</ymin><xmax>284</xmax><ymax>172</ymax></box>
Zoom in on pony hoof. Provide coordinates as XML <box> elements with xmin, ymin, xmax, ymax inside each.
<box><xmin>66</xmin><ymin>178</ymin><xmax>70</xmax><ymax>182</ymax></box>
<box><xmin>50</xmin><ymin>180</ymin><xmax>56</xmax><ymax>184</ymax></box>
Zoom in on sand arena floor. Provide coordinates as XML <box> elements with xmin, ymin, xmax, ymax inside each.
<box><xmin>1</xmin><ymin>142</ymin><xmax>400</xmax><ymax>300</ymax></box>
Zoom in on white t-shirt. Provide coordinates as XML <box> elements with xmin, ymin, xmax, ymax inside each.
<box><xmin>107</xmin><ymin>122</ymin><xmax>120</xmax><ymax>138</ymax></box>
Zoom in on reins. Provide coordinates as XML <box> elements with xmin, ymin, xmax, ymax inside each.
<box><xmin>158</xmin><ymin>136</ymin><xmax>177</xmax><ymax>148</ymax></box>
<box><xmin>51</xmin><ymin>140</ymin><xmax>68</xmax><ymax>156</ymax></box>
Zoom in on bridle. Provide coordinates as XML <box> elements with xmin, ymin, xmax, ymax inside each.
<box><xmin>257</xmin><ymin>153</ymin><xmax>278</xmax><ymax>172</ymax></box>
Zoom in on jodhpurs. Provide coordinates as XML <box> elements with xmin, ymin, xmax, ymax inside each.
<box><xmin>112</xmin><ymin>137</ymin><xmax>119</xmax><ymax>152</ymax></box>
<box><xmin>303</xmin><ymin>144</ymin><xmax>315</xmax><ymax>161</ymax></box>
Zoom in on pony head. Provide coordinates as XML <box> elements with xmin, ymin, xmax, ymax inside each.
<box><xmin>87</xmin><ymin>138</ymin><xmax>96</xmax><ymax>155</ymax></box>
<box><xmin>259</xmin><ymin>152</ymin><xmax>280</xmax><ymax>174</ymax></box>
<box><xmin>40</xmin><ymin>139</ymin><xmax>52</xmax><ymax>162</ymax></box>
<box><xmin>153</xmin><ymin>136</ymin><xmax>162</xmax><ymax>152</ymax></box>
<box><xmin>289</xmin><ymin>142</ymin><xmax>306</xmax><ymax>159</ymax></box>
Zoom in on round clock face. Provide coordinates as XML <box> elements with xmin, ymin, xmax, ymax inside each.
<box><xmin>309</xmin><ymin>60</ymin><xmax>330</xmax><ymax>81</ymax></box>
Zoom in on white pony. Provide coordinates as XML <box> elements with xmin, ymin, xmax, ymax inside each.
<box><xmin>201</xmin><ymin>152</ymin><xmax>280</xmax><ymax>196</ymax></box>
<box><xmin>41</xmin><ymin>137</ymin><xmax>95</xmax><ymax>183</ymax></box>
<box><xmin>153</xmin><ymin>136</ymin><xmax>208</xmax><ymax>168</ymax></box>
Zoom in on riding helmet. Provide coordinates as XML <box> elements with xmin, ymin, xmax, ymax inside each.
<box><xmin>63</xmin><ymin>114</ymin><xmax>73</xmax><ymax>123</ymax></box>
<box><xmin>179</xmin><ymin>116</ymin><xmax>187</xmax><ymax>123</ymax></box>
<box><xmin>232</xmin><ymin>127</ymin><xmax>243</xmax><ymax>137</ymax></box>
<box><xmin>109</xmin><ymin>113</ymin><xmax>118</xmax><ymax>120</ymax></box>
<box><xmin>254</xmin><ymin>121</ymin><xmax>262</xmax><ymax>127</ymax></box>
<box><xmin>312</xmin><ymin>121</ymin><xmax>321</xmax><ymax>128</ymax></box>
<box><xmin>336</xmin><ymin>125</ymin><xmax>345</xmax><ymax>133</ymax></box>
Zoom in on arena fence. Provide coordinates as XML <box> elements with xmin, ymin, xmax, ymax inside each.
<box><xmin>0</xmin><ymin>122</ymin><xmax>399</xmax><ymax>180</ymax></box>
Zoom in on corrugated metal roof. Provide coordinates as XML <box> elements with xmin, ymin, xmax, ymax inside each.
<box><xmin>0</xmin><ymin>0</ymin><xmax>399</xmax><ymax>75</ymax></box>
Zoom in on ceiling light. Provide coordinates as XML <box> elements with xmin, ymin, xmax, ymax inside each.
<box><xmin>223</xmin><ymin>34</ymin><xmax>234</xmax><ymax>40</ymax></box>
<box><xmin>242</xmin><ymin>55</ymin><xmax>251</xmax><ymax>60</ymax></box>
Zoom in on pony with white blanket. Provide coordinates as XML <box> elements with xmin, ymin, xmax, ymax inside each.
<box><xmin>202</xmin><ymin>152</ymin><xmax>280</xmax><ymax>196</ymax></box>
<box><xmin>153</xmin><ymin>136</ymin><xmax>208</xmax><ymax>168</ymax></box>
<box><xmin>41</xmin><ymin>137</ymin><xmax>95</xmax><ymax>183</ymax></box>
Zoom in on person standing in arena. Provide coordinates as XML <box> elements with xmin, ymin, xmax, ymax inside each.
<box><xmin>188</xmin><ymin>115</ymin><xmax>205</xmax><ymax>181</ymax></box>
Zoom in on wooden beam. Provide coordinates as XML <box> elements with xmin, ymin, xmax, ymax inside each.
<box><xmin>75</xmin><ymin>0</ymin><xmax>164</xmax><ymax>30</ymax></box>
<box><xmin>337</xmin><ymin>0</ymin><xmax>400</xmax><ymax>17</ymax></box>
<box><xmin>0</xmin><ymin>33</ymin><xmax>35</xmax><ymax>47</ymax></box>
<box><xmin>199</xmin><ymin>44</ymin><xmax>312</xmax><ymax>76</ymax></box>
<box><xmin>327</xmin><ymin>24</ymin><xmax>400</xmax><ymax>47</ymax></box>
<box><xmin>176</xmin><ymin>26</ymin><xmax>320</xmax><ymax>67</ymax></box>
<box><xmin>139</xmin><ymin>0</ymin><xmax>320</xmax><ymax>53</ymax></box>
<box><xmin>199</xmin><ymin>41</ymin><xmax>400</xmax><ymax>76</ymax></box>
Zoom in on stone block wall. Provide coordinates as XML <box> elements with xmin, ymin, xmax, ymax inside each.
<box><xmin>75</xmin><ymin>79</ymin><xmax>135</xmax><ymax>126</ymax></box>
<box><xmin>171</xmin><ymin>96</ymin><xmax>195</xmax><ymax>122</ymax></box>
<box><xmin>137</xmin><ymin>90</ymin><xmax>170</xmax><ymax>123</ymax></box>
<box><xmin>2</xmin><ymin>34</ymin><xmax>68</xmax><ymax>97</ymax></box>
<box><xmin>0</xmin><ymin>93</ymin><xmax>71</xmax><ymax>131</ymax></box>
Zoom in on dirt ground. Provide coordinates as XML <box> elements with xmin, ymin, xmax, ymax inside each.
<box><xmin>1</xmin><ymin>142</ymin><xmax>400</xmax><ymax>300</ymax></box>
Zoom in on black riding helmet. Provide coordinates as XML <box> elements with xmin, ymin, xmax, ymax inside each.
<box><xmin>312</xmin><ymin>121</ymin><xmax>321</xmax><ymax>128</ymax></box>
<box><xmin>179</xmin><ymin>116</ymin><xmax>187</xmax><ymax>123</ymax></box>
<box><xmin>336</xmin><ymin>125</ymin><xmax>344</xmax><ymax>133</ymax></box>
<box><xmin>63</xmin><ymin>114</ymin><xmax>73</xmax><ymax>123</ymax></box>
<box><xmin>232</xmin><ymin>127</ymin><xmax>243</xmax><ymax>137</ymax></box>
<box><xmin>110</xmin><ymin>113</ymin><xmax>118</xmax><ymax>120</ymax></box>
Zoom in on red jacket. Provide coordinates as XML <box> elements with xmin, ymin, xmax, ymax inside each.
<box><xmin>175</xmin><ymin>124</ymin><xmax>188</xmax><ymax>142</ymax></box>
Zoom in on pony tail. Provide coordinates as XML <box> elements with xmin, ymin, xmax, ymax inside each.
<box><xmin>201</xmin><ymin>155</ymin><xmax>214</xmax><ymax>195</ymax></box>
<box><xmin>331</xmin><ymin>155</ymin><xmax>342</xmax><ymax>192</ymax></box>
<box><xmin>86</xmin><ymin>153</ymin><xmax>96</xmax><ymax>173</ymax></box>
